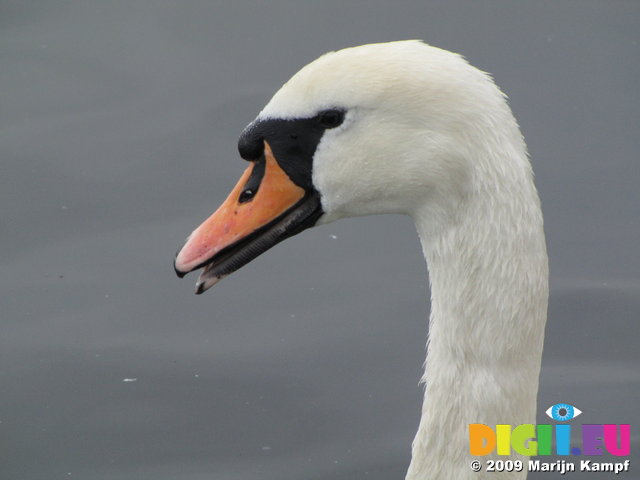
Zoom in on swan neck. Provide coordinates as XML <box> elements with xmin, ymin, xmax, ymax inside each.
<box><xmin>406</xmin><ymin>157</ymin><xmax>548</xmax><ymax>479</ymax></box>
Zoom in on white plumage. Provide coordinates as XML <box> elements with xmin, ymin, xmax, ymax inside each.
<box><xmin>260</xmin><ymin>41</ymin><xmax>548</xmax><ymax>479</ymax></box>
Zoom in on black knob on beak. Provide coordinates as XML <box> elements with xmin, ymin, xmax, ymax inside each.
<box><xmin>238</xmin><ymin>122</ymin><xmax>265</xmax><ymax>160</ymax></box>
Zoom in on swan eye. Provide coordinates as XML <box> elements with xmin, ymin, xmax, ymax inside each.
<box><xmin>545</xmin><ymin>403</ymin><xmax>582</xmax><ymax>422</ymax></box>
<box><xmin>317</xmin><ymin>109</ymin><xmax>345</xmax><ymax>129</ymax></box>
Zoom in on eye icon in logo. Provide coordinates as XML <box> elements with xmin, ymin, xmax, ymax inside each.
<box><xmin>545</xmin><ymin>403</ymin><xmax>582</xmax><ymax>422</ymax></box>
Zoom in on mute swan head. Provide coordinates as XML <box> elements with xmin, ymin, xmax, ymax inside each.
<box><xmin>174</xmin><ymin>40</ymin><xmax>547</xmax><ymax>480</ymax></box>
<box><xmin>175</xmin><ymin>40</ymin><xmax>534</xmax><ymax>291</ymax></box>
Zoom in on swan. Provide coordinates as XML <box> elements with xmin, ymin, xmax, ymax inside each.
<box><xmin>174</xmin><ymin>40</ymin><xmax>548</xmax><ymax>479</ymax></box>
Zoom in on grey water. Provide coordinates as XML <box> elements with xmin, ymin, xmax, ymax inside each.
<box><xmin>1</xmin><ymin>1</ymin><xmax>638</xmax><ymax>479</ymax></box>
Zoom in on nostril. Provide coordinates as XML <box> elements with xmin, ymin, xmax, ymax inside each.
<box><xmin>238</xmin><ymin>156</ymin><xmax>266</xmax><ymax>204</ymax></box>
<box><xmin>238</xmin><ymin>188</ymin><xmax>255</xmax><ymax>203</ymax></box>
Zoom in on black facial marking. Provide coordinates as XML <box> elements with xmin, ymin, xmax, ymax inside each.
<box><xmin>238</xmin><ymin>156</ymin><xmax>266</xmax><ymax>203</ymax></box>
<box><xmin>237</xmin><ymin>109</ymin><xmax>346</xmax><ymax>191</ymax></box>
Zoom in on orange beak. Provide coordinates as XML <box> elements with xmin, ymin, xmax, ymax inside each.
<box><xmin>174</xmin><ymin>141</ymin><xmax>322</xmax><ymax>293</ymax></box>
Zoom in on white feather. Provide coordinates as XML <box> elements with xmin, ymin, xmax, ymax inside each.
<box><xmin>260</xmin><ymin>40</ymin><xmax>548</xmax><ymax>479</ymax></box>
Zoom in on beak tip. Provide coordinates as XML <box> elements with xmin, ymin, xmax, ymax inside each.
<box><xmin>174</xmin><ymin>237</ymin><xmax>193</xmax><ymax>278</ymax></box>
<box><xmin>174</xmin><ymin>259</ymin><xmax>188</xmax><ymax>278</ymax></box>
